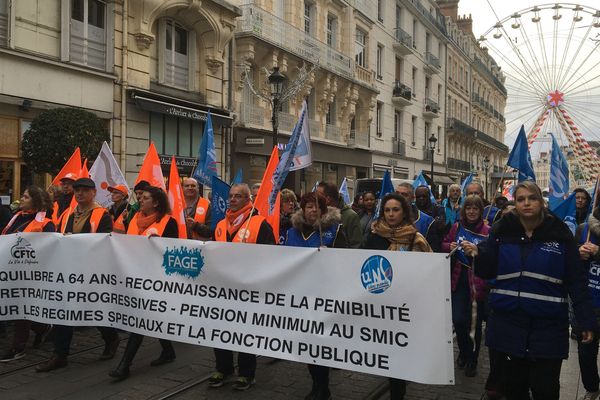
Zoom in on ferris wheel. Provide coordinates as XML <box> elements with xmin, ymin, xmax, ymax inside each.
<box><xmin>478</xmin><ymin>3</ymin><xmax>600</xmax><ymax>185</ymax></box>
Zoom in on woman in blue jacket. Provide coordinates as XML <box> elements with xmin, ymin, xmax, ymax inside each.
<box><xmin>462</xmin><ymin>181</ymin><xmax>595</xmax><ymax>400</ymax></box>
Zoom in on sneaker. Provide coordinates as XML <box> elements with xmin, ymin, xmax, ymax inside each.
<box><xmin>208</xmin><ymin>372</ymin><xmax>227</xmax><ymax>388</ymax></box>
<box><xmin>232</xmin><ymin>376</ymin><xmax>255</xmax><ymax>391</ymax></box>
<box><xmin>33</xmin><ymin>325</ymin><xmax>53</xmax><ymax>349</ymax></box>
<box><xmin>0</xmin><ymin>349</ymin><xmax>25</xmax><ymax>362</ymax></box>
<box><xmin>581</xmin><ymin>391</ymin><xmax>600</xmax><ymax>400</ymax></box>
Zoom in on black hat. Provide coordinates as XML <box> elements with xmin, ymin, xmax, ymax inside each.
<box><xmin>72</xmin><ymin>178</ymin><xmax>96</xmax><ymax>189</ymax></box>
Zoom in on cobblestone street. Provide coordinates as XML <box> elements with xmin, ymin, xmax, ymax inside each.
<box><xmin>0</xmin><ymin>327</ymin><xmax>586</xmax><ymax>399</ymax></box>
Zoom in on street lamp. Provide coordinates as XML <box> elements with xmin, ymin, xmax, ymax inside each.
<box><xmin>428</xmin><ymin>133</ymin><xmax>438</xmax><ymax>198</ymax></box>
<box><xmin>268</xmin><ymin>67</ymin><xmax>287</xmax><ymax>149</ymax></box>
<box><xmin>483</xmin><ymin>155</ymin><xmax>490</xmax><ymax>199</ymax></box>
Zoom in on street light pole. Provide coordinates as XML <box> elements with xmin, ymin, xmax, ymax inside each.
<box><xmin>483</xmin><ymin>155</ymin><xmax>490</xmax><ymax>200</ymax></box>
<box><xmin>428</xmin><ymin>133</ymin><xmax>438</xmax><ymax>199</ymax></box>
<box><xmin>268</xmin><ymin>67</ymin><xmax>287</xmax><ymax>150</ymax></box>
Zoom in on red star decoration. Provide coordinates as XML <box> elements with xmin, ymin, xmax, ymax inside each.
<box><xmin>548</xmin><ymin>90</ymin><xmax>564</xmax><ymax>107</ymax></box>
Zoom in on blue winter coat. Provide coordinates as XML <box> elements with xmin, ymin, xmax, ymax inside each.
<box><xmin>475</xmin><ymin>212</ymin><xmax>594</xmax><ymax>359</ymax></box>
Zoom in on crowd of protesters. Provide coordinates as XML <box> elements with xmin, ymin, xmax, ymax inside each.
<box><xmin>0</xmin><ymin>173</ymin><xmax>598</xmax><ymax>400</ymax></box>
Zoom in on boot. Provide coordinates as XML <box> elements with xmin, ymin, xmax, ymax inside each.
<box><xmin>35</xmin><ymin>355</ymin><xmax>67</xmax><ymax>372</ymax></box>
<box><xmin>150</xmin><ymin>340</ymin><xmax>175</xmax><ymax>366</ymax></box>
<box><xmin>99</xmin><ymin>335</ymin><xmax>120</xmax><ymax>360</ymax></box>
<box><xmin>108</xmin><ymin>334</ymin><xmax>142</xmax><ymax>380</ymax></box>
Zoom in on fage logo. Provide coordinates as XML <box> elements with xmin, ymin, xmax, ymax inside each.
<box><xmin>162</xmin><ymin>246</ymin><xmax>204</xmax><ymax>279</ymax></box>
<box><xmin>360</xmin><ymin>255</ymin><xmax>393</xmax><ymax>294</ymax></box>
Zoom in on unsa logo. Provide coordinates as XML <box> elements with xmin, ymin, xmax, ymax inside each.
<box><xmin>162</xmin><ymin>246</ymin><xmax>204</xmax><ymax>279</ymax></box>
<box><xmin>360</xmin><ymin>255</ymin><xmax>393</xmax><ymax>294</ymax></box>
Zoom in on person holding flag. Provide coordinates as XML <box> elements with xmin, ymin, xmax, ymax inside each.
<box><xmin>52</xmin><ymin>175</ymin><xmax>76</xmax><ymax>225</ymax></box>
<box><xmin>182</xmin><ymin>177</ymin><xmax>212</xmax><ymax>240</ymax></box>
<box><xmin>574</xmin><ymin>188</ymin><xmax>592</xmax><ymax>225</ymax></box>
<box><xmin>362</xmin><ymin>192</ymin><xmax>432</xmax><ymax>399</ymax></box>
<box><xmin>283</xmin><ymin>191</ymin><xmax>347</xmax><ymax>400</ymax></box>
<box><xmin>358</xmin><ymin>191</ymin><xmax>377</xmax><ymax>236</ymax></box>
<box><xmin>209</xmin><ymin>183</ymin><xmax>275</xmax><ymax>391</ymax></box>
<box><xmin>462</xmin><ymin>181</ymin><xmax>595</xmax><ymax>399</ymax></box>
<box><xmin>441</xmin><ymin>184</ymin><xmax>462</xmax><ymax>231</ymax></box>
<box><xmin>466</xmin><ymin>183</ymin><xmax>500</xmax><ymax>226</ymax></box>
<box><xmin>414</xmin><ymin>186</ymin><xmax>445</xmax><ymax>251</ymax></box>
<box><xmin>316</xmin><ymin>182</ymin><xmax>362</xmax><ymax>248</ymax></box>
<box><xmin>107</xmin><ymin>185</ymin><xmax>129</xmax><ymax>221</ymax></box>
<box><xmin>442</xmin><ymin>195</ymin><xmax>490</xmax><ymax>379</ymax></box>
<box><xmin>395</xmin><ymin>183</ymin><xmax>439</xmax><ymax>250</ymax></box>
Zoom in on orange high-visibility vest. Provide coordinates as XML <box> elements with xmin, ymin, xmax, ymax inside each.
<box><xmin>193</xmin><ymin>197</ymin><xmax>210</xmax><ymax>225</ymax></box>
<box><xmin>113</xmin><ymin>213</ymin><xmax>126</xmax><ymax>233</ymax></box>
<box><xmin>52</xmin><ymin>201</ymin><xmax>60</xmax><ymax>226</ymax></box>
<box><xmin>60</xmin><ymin>208</ymin><xmax>106</xmax><ymax>234</ymax></box>
<box><xmin>127</xmin><ymin>213</ymin><xmax>171</xmax><ymax>237</ymax></box>
<box><xmin>215</xmin><ymin>215</ymin><xmax>265</xmax><ymax>243</ymax></box>
<box><xmin>1</xmin><ymin>211</ymin><xmax>53</xmax><ymax>234</ymax></box>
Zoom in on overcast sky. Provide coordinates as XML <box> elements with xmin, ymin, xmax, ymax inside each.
<box><xmin>458</xmin><ymin>0</ymin><xmax>600</xmax><ymax>37</ymax></box>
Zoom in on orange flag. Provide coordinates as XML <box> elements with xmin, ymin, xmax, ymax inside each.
<box><xmin>52</xmin><ymin>147</ymin><xmax>82</xmax><ymax>185</ymax></box>
<box><xmin>253</xmin><ymin>146</ymin><xmax>280</xmax><ymax>241</ymax></box>
<box><xmin>168</xmin><ymin>156</ymin><xmax>187</xmax><ymax>239</ymax></box>
<box><xmin>80</xmin><ymin>159</ymin><xmax>90</xmax><ymax>179</ymax></box>
<box><xmin>135</xmin><ymin>142</ymin><xmax>165</xmax><ymax>191</ymax></box>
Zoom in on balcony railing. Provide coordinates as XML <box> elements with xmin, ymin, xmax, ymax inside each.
<box><xmin>405</xmin><ymin>0</ymin><xmax>447</xmax><ymax>34</ymax></box>
<box><xmin>393</xmin><ymin>28</ymin><xmax>413</xmax><ymax>54</ymax></box>
<box><xmin>447</xmin><ymin>118</ymin><xmax>475</xmax><ymax>137</ymax></box>
<box><xmin>236</xmin><ymin>5</ymin><xmax>353</xmax><ymax>79</ymax></box>
<box><xmin>309</xmin><ymin>119</ymin><xmax>320</xmax><ymax>137</ymax></box>
<box><xmin>425</xmin><ymin>52</ymin><xmax>441</xmax><ymax>71</ymax></box>
<box><xmin>474</xmin><ymin>130</ymin><xmax>509</xmax><ymax>153</ymax></box>
<box><xmin>349</xmin><ymin>130</ymin><xmax>369</xmax><ymax>147</ymax></box>
<box><xmin>448</xmin><ymin>157</ymin><xmax>471</xmax><ymax>171</ymax></box>
<box><xmin>239</xmin><ymin>102</ymin><xmax>264</xmax><ymax>126</ymax></box>
<box><xmin>473</xmin><ymin>57</ymin><xmax>507</xmax><ymax>95</ymax></box>
<box><xmin>424</xmin><ymin>98</ymin><xmax>440</xmax><ymax>117</ymax></box>
<box><xmin>354</xmin><ymin>64</ymin><xmax>374</xmax><ymax>85</ymax></box>
<box><xmin>325</xmin><ymin>124</ymin><xmax>342</xmax><ymax>142</ymax></box>
<box><xmin>278</xmin><ymin>112</ymin><xmax>296</xmax><ymax>133</ymax></box>
<box><xmin>393</xmin><ymin>81</ymin><xmax>412</xmax><ymax>100</ymax></box>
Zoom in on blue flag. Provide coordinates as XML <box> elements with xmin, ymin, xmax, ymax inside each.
<box><xmin>549</xmin><ymin>134</ymin><xmax>569</xmax><ymax>210</ymax></box>
<box><xmin>455</xmin><ymin>225</ymin><xmax>488</xmax><ymax>266</ymax></box>
<box><xmin>269</xmin><ymin>101</ymin><xmax>308</xmax><ymax>212</ymax></box>
<box><xmin>339</xmin><ymin>177</ymin><xmax>351</xmax><ymax>205</ymax></box>
<box><xmin>551</xmin><ymin>191</ymin><xmax>577</xmax><ymax>234</ymax></box>
<box><xmin>231</xmin><ymin>168</ymin><xmax>243</xmax><ymax>186</ymax></box>
<box><xmin>413</xmin><ymin>171</ymin><xmax>436</xmax><ymax>204</ymax></box>
<box><xmin>210</xmin><ymin>176</ymin><xmax>230</xmax><ymax>230</ymax></box>
<box><xmin>374</xmin><ymin>170</ymin><xmax>394</xmax><ymax>217</ymax></box>
<box><xmin>193</xmin><ymin>111</ymin><xmax>218</xmax><ymax>187</ymax></box>
<box><xmin>460</xmin><ymin>173</ymin><xmax>474</xmax><ymax>196</ymax></box>
<box><xmin>507</xmin><ymin>125</ymin><xmax>536</xmax><ymax>183</ymax></box>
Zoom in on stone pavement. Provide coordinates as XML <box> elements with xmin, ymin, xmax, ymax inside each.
<box><xmin>0</xmin><ymin>327</ymin><xmax>588</xmax><ymax>399</ymax></box>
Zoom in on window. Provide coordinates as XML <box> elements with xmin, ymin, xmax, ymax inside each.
<box><xmin>376</xmin><ymin>44</ymin><xmax>383</xmax><ymax>80</ymax></box>
<box><xmin>69</xmin><ymin>0</ymin><xmax>108</xmax><ymax>69</ymax></box>
<box><xmin>395</xmin><ymin>57</ymin><xmax>403</xmax><ymax>81</ymax></box>
<box><xmin>304</xmin><ymin>2</ymin><xmax>315</xmax><ymax>36</ymax></box>
<box><xmin>425</xmin><ymin>76</ymin><xmax>431</xmax><ymax>99</ymax></box>
<box><xmin>150</xmin><ymin>113</ymin><xmax>203</xmax><ymax>158</ymax></box>
<box><xmin>411</xmin><ymin>67</ymin><xmax>417</xmax><ymax>97</ymax></box>
<box><xmin>412</xmin><ymin>19</ymin><xmax>417</xmax><ymax>48</ymax></box>
<box><xmin>437</xmin><ymin>126</ymin><xmax>442</xmax><ymax>154</ymax></box>
<box><xmin>376</xmin><ymin>102</ymin><xmax>383</xmax><ymax>137</ymax></box>
<box><xmin>355</xmin><ymin>29</ymin><xmax>367</xmax><ymax>68</ymax></box>
<box><xmin>411</xmin><ymin>115</ymin><xmax>417</xmax><ymax>145</ymax></box>
<box><xmin>326</xmin><ymin>97</ymin><xmax>336</xmax><ymax>125</ymax></box>
<box><xmin>0</xmin><ymin>0</ymin><xmax>7</xmax><ymax>47</ymax></box>
<box><xmin>326</xmin><ymin>14</ymin><xmax>337</xmax><ymax>47</ymax></box>
<box><xmin>438</xmin><ymin>84</ymin><xmax>442</xmax><ymax>105</ymax></box>
<box><xmin>377</xmin><ymin>0</ymin><xmax>383</xmax><ymax>22</ymax></box>
<box><xmin>395</xmin><ymin>5</ymin><xmax>402</xmax><ymax>30</ymax></box>
<box><xmin>394</xmin><ymin>111</ymin><xmax>402</xmax><ymax>140</ymax></box>
<box><xmin>159</xmin><ymin>19</ymin><xmax>196</xmax><ymax>90</ymax></box>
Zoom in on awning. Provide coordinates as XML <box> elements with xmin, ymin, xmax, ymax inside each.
<box><xmin>129</xmin><ymin>89</ymin><xmax>233</xmax><ymax>125</ymax></box>
<box><xmin>422</xmin><ymin>172</ymin><xmax>457</xmax><ymax>185</ymax></box>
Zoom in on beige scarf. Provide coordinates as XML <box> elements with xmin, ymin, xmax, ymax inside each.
<box><xmin>371</xmin><ymin>220</ymin><xmax>432</xmax><ymax>252</ymax></box>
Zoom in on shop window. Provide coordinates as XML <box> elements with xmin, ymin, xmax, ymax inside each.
<box><xmin>69</xmin><ymin>0</ymin><xmax>109</xmax><ymax>70</ymax></box>
<box><xmin>159</xmin><ymin>19</ymin><xmax>196</xmax><ymax>90</ymax></box>
<box><xmin>150</xmin><ymin>113</ymin><xmax>203</xmax><ymax>158</ymax></box>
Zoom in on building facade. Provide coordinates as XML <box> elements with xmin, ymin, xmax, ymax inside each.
<box><xmin>438</xmin><ymin>0</ymin><xmax>508</xmax><ymax>199</ymax></box>
<box><xmin>371</xmin><ymin>0</ymin><xmax>449</xmax><ymax>194</ymax></box>
<box><xmin>0</xmin><ymin>0</ymin><xmax>115</xmax><ymax>202</ymax></box>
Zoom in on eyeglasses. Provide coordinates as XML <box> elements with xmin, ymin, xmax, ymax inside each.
<box><xmin>228</xmin><ymin>194</ymin><xmax>247</xmax><ymax>199</ymax></box>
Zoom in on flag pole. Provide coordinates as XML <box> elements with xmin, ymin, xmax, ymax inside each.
<box><xmin>586</xmin><ymin>176</ymin><xmax>600</xmax><ymax>242</ymax></box>
<box><xmin>484</xmin><ymin>166</ymin><xmax>511</xmax><ymax>222</ymax></box>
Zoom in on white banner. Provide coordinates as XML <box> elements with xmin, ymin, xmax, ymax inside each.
<box><xmin>0</xmin><ymin>233</ymin><xmax>453</xmax><ymax>384</ymax></box>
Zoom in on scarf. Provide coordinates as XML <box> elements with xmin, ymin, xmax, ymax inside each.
<box><xmin>225</xmin><ymin>203</ymin><xmax>253</xmax><ymax>236</ymax></box>
<box><xmin>371</xmin><ymin>220</ymin><xmax>432</xmax><ymax>252</ymax></box>
<box><xmin>72</xmin><ymin>203</ymin><xmax>101</xmax><ymax>234</ymax></box>
<box><xmin>136</xmin><ymin>212</ymin><xmax>158</xmax><ymax>235</ymax></box>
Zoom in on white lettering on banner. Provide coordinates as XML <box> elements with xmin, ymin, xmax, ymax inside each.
<box><xmin>0</xmin><ymin>233</ymin><xmax>454</xmax><ymax>385</ymax></box>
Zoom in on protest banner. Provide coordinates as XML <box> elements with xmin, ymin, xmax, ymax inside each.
<box><xmin>0</xmin><ymin>233</ymin><xmax>453</xmax><ymax>385</ymax></box>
